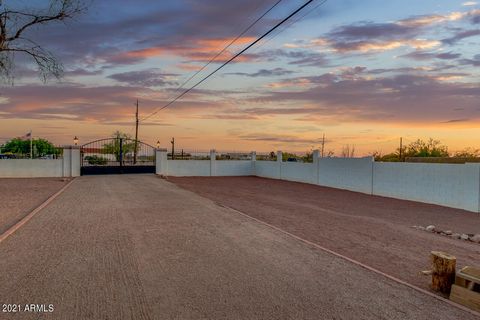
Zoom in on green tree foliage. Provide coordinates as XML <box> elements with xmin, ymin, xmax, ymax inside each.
<box><xmin>0</xmin><ymin>137</ymin><xmax>58</xmax><ymax>157</ymax></box>
<box><xmin>372</xmin><ymin>138</ymin><xmax>450</xmax><ymax>162</ymax></box>
<box><xmin>372</xmin><ymin>151</ymin><xmax>401</xmax><ymax>162</ymax></box>
<box><xmin>302</xmin><ymin>151</ymin><xmax>313</xmax><ymax>163</ymax></box>
<box><xmin>84</xmin><ymin>155</ymin><xmax>108</xmax><ymax>165</ymax></box>
<box><xmin>103</xmin><ymin>131</ymin><xmax>137</xmax><ymax>161</ymax></box>
<box><xmin>404</xmin><ymin>138</ymin><xmax>449</xmax><ymax>157</ymax></box>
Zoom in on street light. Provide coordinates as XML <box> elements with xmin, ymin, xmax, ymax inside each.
<box><xmin>73</xmin><ymin>136</ymin><xmax>79</xmax><ymax>146</ymax></box>
<box><xmin>156</xmin><ymin>140</ymin><xmax>160</xmax><ymax>149</ymax></box>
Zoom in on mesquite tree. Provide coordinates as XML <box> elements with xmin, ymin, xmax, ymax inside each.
<box><xmin>0</xmin><ymin>0</ymin><xmax>85</xmax><ymax>83</ymax></box>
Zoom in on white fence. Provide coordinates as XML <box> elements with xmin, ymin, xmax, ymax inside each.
<box><xmin>156</xmin><ymin>149</ymin><xmax>480</xmax><ymax>213</ymax></box>
<box><xmin>0</xmin><ymin>148</ymin><xmax>80</xmax><ymax>178</ymax></box>
<box><xmin>1</xmin><ymin>147</ymin><xmax>477</xmax><ymax>213</ymax></box>
<box><xmin>372</xmin><ymin>162</ymin><xmax>480</xmax><ymax>212</ymax></box>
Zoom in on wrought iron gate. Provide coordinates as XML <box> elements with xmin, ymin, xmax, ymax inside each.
<box><xmin>80</xmin><ymin>138</ymin><xmax>156</xmax><ymax>175</ymax></box>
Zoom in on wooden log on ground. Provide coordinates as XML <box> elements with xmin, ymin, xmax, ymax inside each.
<box><xmin>431</xmin><ymin>251</ymin><xmax>456</xmax><ymax>294</ymax></box>
<box><xmin>450</xmin><ymin>284</ymin><xmax>480</xmax><ymax>312</ymax></box>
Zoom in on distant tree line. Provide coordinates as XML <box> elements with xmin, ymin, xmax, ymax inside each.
<box><xmin>264</xmin><ymin>138</ymin><xmax>480</xmax><ymax>163</ymax></box>
<box><xmin>372</xmin><ymin>138</ymin><xmax>480</xmax><ymax>162</ymax></box>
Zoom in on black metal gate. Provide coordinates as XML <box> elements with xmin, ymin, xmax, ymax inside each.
<box><xmin>80</xmin><ymin>138</ymin><xmax>156</xmax><ymax>175</ymax></box>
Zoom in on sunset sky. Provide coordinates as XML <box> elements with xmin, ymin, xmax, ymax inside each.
<box><xmin>1</xmin><ymin>0</ymin><xmax>480</xmax><ymax>155</ymax></box>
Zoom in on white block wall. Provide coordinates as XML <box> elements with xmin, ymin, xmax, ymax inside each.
<box><xmin>0</xmin><ymin>147</ymin><xmax>81</xmax><ymax>178</ymax></box>
<box><xmin>216</xmin><ymin>161</ymin><xmax>253</xmax><ymax>176</ymax></box>
<box><xmin>155</xmin><ymin>150</ymin><xmax>480</xmax><ymax>213</ymax></box>
<box><xmin>373</xmin><ymin>162</ymin><xmax>480</xmax><ymax>212</ymax></box>
<box><xmin>255</xmin><ymin>161</ymin><xmax>280</xmax><ymax>179</ymax></box>
<box><xmin>0</xmin><ymin>159</ymin><xmax>63</xmax><ymax>177</ymax></box>
<box><xmin>318</xmin><ymin>157</ymin><xmax>373</xmax><ymax>194</ymax></box>
<box><xmin>166</xmin><ymin>160</ymin><xmax>211</xmax><ymax>176</ymax></box>
<box><xmin>281</xmin><ymin>162</ymin><xmax>316</xmax><ymax>184</ymax></box>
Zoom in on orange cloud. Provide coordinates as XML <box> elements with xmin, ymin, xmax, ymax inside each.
<box><xmin>123</xmin><ymin>47</ymin><xmax>164</xmax><ymax>59</ymax></box>
<box><xmin>352</xmin><ymin>39</ymin><xmax>440</xmax><ymax>52</ymax></box>
<box><xmin>109</xmin><ymin>36</ymin><xmax>257</xmax><ymax>65</ymax></box>
<box><xmin>176</xmin><ymin>63</ymin><xmax>201</xmax><ymax>71</ymax></box>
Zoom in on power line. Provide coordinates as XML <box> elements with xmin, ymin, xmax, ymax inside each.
<box><xmin>140</xmin><ymin>0</ymin><xmax>283</xmax><ymax>122</ymax></box>
<box><xmin>250</xmin><ymin>0</ymin><xmax>327</xmax><ymax>55</ymax></box>
<box><xmin>141</xmin><ymin>0</ymin><xmax>320</xmax><ymax>122</ymax></box>
<box><xmin>177</xmin><ymin>1</ymin><xmax>282</xmax><ymax>94</ymax></box>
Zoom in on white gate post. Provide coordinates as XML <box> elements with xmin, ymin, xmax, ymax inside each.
<box><xmin>62</xmin><ymin>147</ymin><xmax>72</xmax><ymax>177</ymax></box>
<box><xmin>251</xmin><ymin>151</ymin><xmax>256</xmax><ymax>176</ymax></box>
<box><xmin>156</xmin><ymin>148</ymin><xmax>168</xmax><ymax>175</ymax></box>
<box><xmin>277</xmin><ymin>150</ymin><xmax>282</xmax><ymax>179</ymax></box>
<box><xmin>71</xmin><ymin>147</ymin><xmax>81</xmax><ymax>177</ymax></box>
<box><xmin>210</xmin><ymin>149</ymin><xmax>216</xmax><ymax>176</ymax></box>
<box><xmin>313</xmin><ymin>149</ymin><xmax>320</xmax><ymax>185</ymax></box>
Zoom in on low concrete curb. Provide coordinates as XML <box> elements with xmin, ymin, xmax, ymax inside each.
<box><xmin>217</xmin><ymin>203</ymin><xmax>480</xmax><ymax>318</ymax></box>
<box><xmin>0</xmin><ymin>178</ymin><xmax>76</xmax><ymax>244</ymax></box>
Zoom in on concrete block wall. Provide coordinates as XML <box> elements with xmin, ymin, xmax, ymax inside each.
<box><xmin>0</xmin><ymin>159</ymin><xmax>64</xmax><ymax>177</ymax></box>
<box><xmin>156</xmin><ymin>149</ymin><xmax>480</xmax><ymax>213</ymax></box>
<box><xmin>0</xmin><ymin>147</ymin><xmax>81</xmax><ymax>178</ymax></box>
<box><xmin>166</xmin><ymin>160</ymin><xmax>211</xmax><ymax>176</ymax></box>
<box><xmin>255</xmin><ymin>161</ymin><xmax>280</xmax><ymax>179</ymax></box>
<box><xmin>281</xmin><ymin>162</ymin><xmax>316</xmax><ymax>184</ymax></box>
<box><xmin>216</xmin><ymin>161</ymin><xmax>253</xmax><ymax>176</ymax></box>
<box><xmin>156</xmin><ymin>150</ymin><xmax>254</xmax><ymax>177</ymax></box>
<box><xmin>254</xmin><ymin>152</ymin><xmax>373</xmax><ymax>193</ymax></box>
<box><xmin>318</xmin><ymin>157</ymin><xmax>374</xmax><ymax>194</ymax></box>
<box><xmin>373</xmin><ymin>162</ymin><xmax>480</xmax><ymax>212</ymax></box>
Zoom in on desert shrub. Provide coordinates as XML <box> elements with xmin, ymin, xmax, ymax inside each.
<box><xmin>85</xmin><ymin>155</ymin><xmax>108</xmax><ymax>165</ymax></box>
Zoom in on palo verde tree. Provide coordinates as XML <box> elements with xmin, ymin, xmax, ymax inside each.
<box><xmin>0</xmin><ymin>0</ymin><xmax>86</xmax><ymax>83</ymax></box>
<box><xmin>103</xmin><ymin>131</ymin><xmax>137</xmax><ymax>162</ymax></box>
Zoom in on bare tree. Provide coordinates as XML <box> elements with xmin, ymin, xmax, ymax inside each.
<box><xmin>0</xmin><ymin>0</ymin><xmax>85</xmax><ymax>83</ymax></box>
<box><xmin>341</xmin><ymin>144</ymin><xmax>355</xmax><ymax>158</ymax></box>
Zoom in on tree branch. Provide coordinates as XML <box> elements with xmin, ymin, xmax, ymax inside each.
<box><xmin>0</xmin><ymin>0</ymin><xmax>85</xmax><ymax>82</ymax></box>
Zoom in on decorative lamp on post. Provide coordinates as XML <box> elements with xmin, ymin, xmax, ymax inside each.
<box><xmin>156</xmin><ymin>140</ymin><xmax>160</xmax><ymax>149</ymax></box>
<box><xmin>73</xmin><ymin>136</ymin><xmax>79</xmax><ymax>146</ymax></box>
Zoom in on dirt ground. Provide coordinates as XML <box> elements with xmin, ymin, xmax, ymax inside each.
<box><xmin>0</xmin><ymin>178</ymin><xmax>68</xmax><ymax>234</ymax></box>
<box><xmin>170</xmin><ymin>176</ymin><xmax>480</xmax><ymax>292</ymax></box>
<box><xmin>1</xmin><ymin>175</ymin><xmax>477</xmax><ymax>319</ymax></box>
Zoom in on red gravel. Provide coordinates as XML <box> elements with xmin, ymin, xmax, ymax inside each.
<box><xmin>0</xmin><ymin>178</ymin><xmax>69</xmax><ymax>234</ymax></box>
<box><xmin>1</xmin><ymin>175</ymin><xmax>477</xmax><ymax>319</ymax></box>
<box><xmin>170</xmin><ymin>176</ymin><xmax>480</xmax><ymax>292</ymax></box>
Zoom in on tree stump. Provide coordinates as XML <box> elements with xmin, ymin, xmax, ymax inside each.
<box><xmin>431</xmin><ymin>251</ymin><xmax>456</xmax><ymax>294</ymax></box>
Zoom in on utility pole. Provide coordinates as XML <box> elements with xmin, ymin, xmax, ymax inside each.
<box><xmin>134</xmin><ymin>99</ymin><xmax>139</xmax><ymax>164</ymax></box>
<box><xmin>321</xmin><ymin>133</ymin><xmax>325</xmax><ymax>158</ymax></box>
<box><xmin>399</xmin><ymin>137</ymin><xmax>403</xmax><ymax>161</ymax></box>
<box><xmin>171</xmin><ymin>137</ymin><xmax>175</xmax><ymax>160</ymax></box>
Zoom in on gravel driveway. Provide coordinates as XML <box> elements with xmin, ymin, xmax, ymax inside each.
<box><xmin>0</xmin><ymin>175</ymin><xmax>477</xmax><ymax>319</ymax></box>
<box><xmin>0</xmin><ymin>178</ymin><xmax>69</xmax><ymax>234</ymax></box>
<box><xmin>170</xmin><ymin>176</ymin><xmax>480</xmax><ymax>292</ymax></box>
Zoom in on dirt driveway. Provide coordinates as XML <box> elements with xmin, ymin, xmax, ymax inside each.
<box><xmin>170</xmin><ymin>176</ymin><xmax>480</xmax><ymax>292</ymax></box>
<box><xmin>0</xmin><ymin>175</ymin><xmax>477</xmax><ymax>319</ymax></box>
<box><xmin>0</xmin><ymin>178</ymin><xmax>68</xmax><ymax>234</ymax></box>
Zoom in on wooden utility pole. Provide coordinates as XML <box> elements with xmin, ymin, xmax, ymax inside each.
<box><xmin>134</xmin><ymin>99</ymin><xmax>139</xmax><ymax>164</ymax></box>
<box><xmin>171</xmin><ymin>137</ymin><xmax>175</xmax><ymax>160</ymax></box>
<box><xmin>321</xmin><ymin>133</ymin><xmax>325</xmax><ymax>157</ymax></box>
